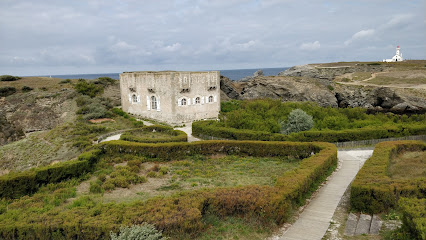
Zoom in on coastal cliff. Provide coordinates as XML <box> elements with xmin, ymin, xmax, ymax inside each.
<box><xmin>220</xmin><ymin>61</ymin><xmax>426</xmax><ymax>113</ymax></box>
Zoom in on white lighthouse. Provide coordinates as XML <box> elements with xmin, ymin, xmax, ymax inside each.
<box><xmin>383</xmin><ymin>46</ymin><xmax>404</xmax><ymax>62</ymax></box>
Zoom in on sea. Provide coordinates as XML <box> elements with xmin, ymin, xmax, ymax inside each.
<box><xmin>40</xmin><ymin>67</ymin><xmax>289</xmax><ymax>81</ymax></box>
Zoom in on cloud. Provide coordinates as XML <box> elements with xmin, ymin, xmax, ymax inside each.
<box><xmin>344</xmin><ymin>29</ymin><xmax>375</xmax><ymax>46</ymax></box>
<box><xmin>163</xmin><ymin>43</ymin><xmax>182</xmax><ymax>52</ymax></box>
<box><xmin>300</xmin><ymin>41</ymin><xmax>321</xmax><ymax>50</ymax></box>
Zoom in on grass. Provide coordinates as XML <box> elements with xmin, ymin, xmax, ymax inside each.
<box><xmin>191</xmin><ymin>214</ymin><xmax>277</xmax><ymax>240</ymax></box>
<box><xmin>387</xmin><ymin>151</ymin><xmax>426</xmax><ymax>180</ymax></box>
<box><xmin>0</xmin><ymin>76</ymin><xmax>77</xmax><ymax>92</ymax></box>
<box><xmin>131</xmin><ymin>130</ymin><xmax>175</xmax><ymax>139</ymax></box>
<box><xmin>352</xmin><ymin>72</ymin><xmax>372</xmax><ymax>81</ymax></box>
<box><xmin>367</xmin><ymin>76</ymin><xmax>426</xmax><ymax>85</ymax></box>
<box><xmin>86</xmin><ymin>154</ymin><xmax>300</xmax><ymax>204</ymax></box>
<box><xmin>168</xmin><ymin>155</ymin><xmax>298</xmax><ymax>188</ymax></box>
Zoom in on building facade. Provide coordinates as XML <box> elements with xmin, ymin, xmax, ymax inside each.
<box><xmin>120</xmin><ymin>71</ymin><xmax>220</xmax><ymax>125</ymax></box>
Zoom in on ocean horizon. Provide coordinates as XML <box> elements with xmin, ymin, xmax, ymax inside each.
<box><xmin>34</xmin><ymin>67</ymin><xmax>289</xmax><ymax>81</ymax></box>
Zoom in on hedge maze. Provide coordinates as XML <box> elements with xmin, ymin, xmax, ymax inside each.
<box><xmin>0</xmin><ymin>140</ymin><xmax>337</xmax><ymax>239</ymax></box>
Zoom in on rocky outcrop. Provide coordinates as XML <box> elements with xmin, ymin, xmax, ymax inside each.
<box><xmin>220</xmin><ymin>76</ymin><xmax>240</xmax><ymax>100</ymax></box>
<box><xmin>0</xmin><ymin>89</ymin><xmax>78</xmax><ymax>145</ymax></box>
<box><xmin>334</xmin><ymin>85</ymin><xmax>425</xmax><ymax>113</ymax></box>
<box><xmin>238</xmin><ymin>69</ymin><xmax>264</xmax><ymax>82</ymax></box>
<box><xmin>279</xmin><ymin>64</ymin><xmax>387</xmax><ymax>80</ymax></box>
<box><xmin>0</xmin><ymin>111</ymin><xmax>25</xmax><ymax>145</ymax></box>
<box><xmin>239</xmin><ymin>76</ymin><xmax>338</xmax><ymax>107</ymax></box>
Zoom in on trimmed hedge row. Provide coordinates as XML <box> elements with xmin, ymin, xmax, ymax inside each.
<box><xmin>350</xmin><ymin>141</ymin><xmax>426</xmax><ymax>213</ymax></box>
<box><xmin>0</xmin><ymin>140</ymin><xmax>337</xmax><ymax>238</ymax></box>
<box><xmin>0</xmin><ymin>149</ymin><xmax>103</xmax><ymax>199</ymax></box>
<box><xmin>399</xmin><ymin>197</ymin><xmax>426</xmax><ymax>240</ymax></box>
<box><xmin>192</xmin><ymin>120</ymin><xmax>426</xmax><ymax>142</ymax></box>
<box><xmin>120</xmin><ymin>125</ymin><xmax>187</xmax><ymax>143</ymax></box>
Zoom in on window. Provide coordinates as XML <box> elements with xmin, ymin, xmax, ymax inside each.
<box><xmin>195</xmin><ymin>97</ymin><xmax>200</xmax><ymax>104</ymax></box>
<box><xmin>181</xmin><ymin>98</ymin><xmax>187</xmax><ymax>106</ymax></box>
<box><xmin>132</xmin><ymin>94</ymin><xmax>137</xmax><ymax>103</ymax></box>
<box><xmin>151</xmin><ymin>96</ymin><xmax>157</xmax><ymax>110</ymax></box>
<box><xmin>208</xmin><ymin>96</ymin><xmax>213</xmax><ymax>103</ymax></box>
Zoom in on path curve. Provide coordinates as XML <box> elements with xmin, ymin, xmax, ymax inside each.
<box><xmin>271</xmin><ymin>149</ymin><xmax>373</xmax><ymax>240</ymax></box>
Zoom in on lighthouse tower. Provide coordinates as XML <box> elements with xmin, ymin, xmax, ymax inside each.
<box><xmin>383</xmin><ymin>46</ymin><xmax>404</xmax><ymax>62</ymax></box>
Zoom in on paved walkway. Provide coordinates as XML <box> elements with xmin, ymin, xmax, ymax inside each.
<box><xmin>175</xmin><ymin>122</ymin><xmax>201</xmax><ymax>142</ymax></box>
<box><xmin>273</xmin><ymin>149</ymin><xmax>373</xmax><ymax>240</ymax></box>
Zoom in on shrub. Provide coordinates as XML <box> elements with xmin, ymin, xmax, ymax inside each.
<box><xmin>0</xmin><ymin>149</ymin><xmax>102</xmax><ymax>199</ymax></box>
<box><xmin>350</xmin><ymin>141</ymin><xmax>426</xmax><ymax>213</ymax></box>
<box><xmin>59</xmin><ymin>79</ymin><xmax>72</xmax><ymax>84</ymax></box>
<box><xmin>21</xmin><ymin>86</ymin><xmax>33</xmax><ymax>92</ymax></box>
<box><xmin>280</xmin><ymin>109</ymin><xmax>314</xmax><ymax>134</ymax></box>
<box><xmin>110</xmin><ymin>224</ymin><xmax>168</xmax><ymax>240</ymax></box>
<box><xmin>399</xmin><ymin>197</ymin><xmax>426</xmax><ymax>240</ymax></box>
<box><xmin>120</xmin><ymin>125</ymin><xmax>187</xmax><ymax>143</ymax></box>
<box><xmin>0</xmin><ymin>75</ymin><xmax>20</xmax><ymax>81</ymax></box>
<box><xmin>89</xmin><ymin>180</ymin><xmax>103</xmax><ymax>194</ymax></box>
<box><xmin>0</xmin><ymin>86</ymin><xmax>17</xmax><ymax>97</ymax></box>
<box><xmin>0</xmin><ymin>141</ymin><xmax>337</xmax><ymax>238</ymax></box>
<box><xmin>74</xmin><ymin>79</ymin><xmax>104</xmax><ymax>97</ymax></box>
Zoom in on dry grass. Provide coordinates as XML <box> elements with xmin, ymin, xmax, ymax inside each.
<box><xmin>388</xmin><ymin>151</ymin><xmax>426</xmax><ymax>180</ymax></box>
<box><xmin>0</xmin><ymin>76</ymin><xmax>78</xmax><ymax>92</ymax></box>
<box><xmin>366</xmin><ymin>76</ymin><xmax>426</xmax><ymax>86</ymax></box>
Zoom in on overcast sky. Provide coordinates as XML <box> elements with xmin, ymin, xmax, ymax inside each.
<box><xmin>1</xmin><ymin>0</ymin><xmax>425</xmax><ymax>76</ymax></box>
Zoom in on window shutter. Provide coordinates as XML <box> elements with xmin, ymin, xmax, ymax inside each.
<box><xmin>187</xmin><ymin>98</ymin><xmax>191</xmax><ymax>105</ymax></box>
<box><xmin>201</xmin><ymin>96</ymin><xmax>204</xmax><ymax>104</ymax></box>
<box><xmin>146</xmin><ymin>96</ymin><xmax>150</xmax><ymax>110</ymax></box>
<box><xmin>214</xmin><ymin>95</ymin><xmax>217</xmax><ymax>102</ymax></box>
<box><xmin>157</xmin><ymin>96</ymin><xmax>161</xmax><ymax>111</ymax></box>
<box><xmin>178</xmin><ymin>98</ymin><xmax>182</xmax><ymax>106</ymax></box>
<box><xmin>193</xmin><ymin>98</ymin><xmax>196</xmax><ymax>104</ymax></box>
<box><xmin>128</xmin><ymin>94</ymin><xmax>132</xmax><ymax>103</ymax></box>
<box><xmin>137</xmin><ymin>95</ymin><xmax>141</xmax><ymax>103</ymax></box>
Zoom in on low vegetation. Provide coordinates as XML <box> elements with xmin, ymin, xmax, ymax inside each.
<box><xmin>193</xmin><ymin>99</ymin><xmax>426</xmax><ymax>142</ymax></box>
<box><xmin>0</xmin><ymin>86</ymin><xmax>16</xmax><ymax>97</ymax></box>
<box><xmin>0</xmin><ymin>75</ymin><xmax>21</xmax><ymax>82</ymax></box>
<box><xmin>0</xmin><ymin>140</ymin><xmax>337</xmax><ymax>239</ymax></box>
<box><xmin>120</xmin><ymin>125</ymin><xmax>187</xmax><ymax>143</ymax></box>
<box><xmin>350</xmin><ymin>141</ymin><xmax>425</xmax><ymax>240</ymax></box>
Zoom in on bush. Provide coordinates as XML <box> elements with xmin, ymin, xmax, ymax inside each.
<box><xmin>74</xmin><ymin>79</ymin><xmax>104</xmax><ymax>97</ymax></box>
<box><xmin>399</xmin><ymin>197</ymin><xmax>426</xmax><ymax>240</ymax></box>
<box><xmin>89</xmin><ymin>180</ymin><xmax>103</xmax><ymax>194</ymax></box>
<box><xmin>120</xmin><ymin>125</ymin><xmax>187</xmax><ymax>143</ymax></box>
<box><xmin>59</xmin><ymin>79</ymin><xmax>72</xmax><ymax>84</ymax></box>
<box><xmin>0</xmin><ymin>140</ymin><xmax>337</xmax><ymax>238</ymax></box>
<box><xmin>280</xmin><ymin>109</ymin><xmax>314</xmax><ymax>134</ymax></box>
<box><xmin>350</xmin><ymin>141</ymin><xmax>426</xmax><ymax>213</ymax></box>
<box><xmin>0</xmin><ymin>75</ymin><xmax>20</xmax><ymax>81</ymax></box>
<box><xmin>21</xmin><ymin>86</ymin><xmax>33</xmax><ymax>92</ymax></box>
<box><xmin>0</xmin><ymin>86</ymin><xmax>17</xmax><ymax>97</ymax></box>
<box><xmin>110</xmin><ymin>224</ymin><xmax>168</xmax><ymax>240</ymax></box>
<box><xmin>0</xmin><ymin>149</ymin><xmax>103</xmax><ymax>199</ymax></box>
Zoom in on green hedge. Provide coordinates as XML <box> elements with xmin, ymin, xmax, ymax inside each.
<box><xmin>120</xmin><ymin>125</ymin><xmax>187</xmax><ymax>143</ymax></box>
<box><xmin>0</xmin><ymin>149</ymin><xmax>103</xmax><ymax>199</ymax></box>
<box><xmin>0</xmin><ymin>141</ymin><xmax>337</xmax><ymax>238</ymax></box>
<box><xmin>350</xmin><ymin>141</ymin><xmax>426</xmax><ymax>213</ymax></box>
<box><xmin>192</xmin><ymin>120</ymin><xmax>426</xmax><ymax>142</ymax></box>
<box><xmin>399</xmin><ymin>197</ymin><xmax>426</xmax><ymax>240</ymax></box>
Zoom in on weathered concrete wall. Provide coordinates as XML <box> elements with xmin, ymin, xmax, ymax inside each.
<box><xmin>120</xmin><ymin>71</ymin><xmax>220</xmax><ymax>125</ymax></box>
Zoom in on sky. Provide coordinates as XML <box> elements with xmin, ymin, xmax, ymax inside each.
<box><xmin>0</xmin><ymin>0</ymin><xmax>425</xmax><ymax>76</ymax></box>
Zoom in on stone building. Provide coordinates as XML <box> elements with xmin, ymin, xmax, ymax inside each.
<box><xmin>120</xmin><ymin>71</ymin><xmax>220</xmax><ymax>125</ymax></box>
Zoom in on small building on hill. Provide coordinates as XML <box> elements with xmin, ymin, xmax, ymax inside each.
<box><xmin>120</xmin><ymin>71</ymin><xmax>220</xmax><ymax>125</ymax></box>
<box><xmin>383</xmin><ymin>46</ymin><xmax>403</xmax><ymax>62</ymax></box>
